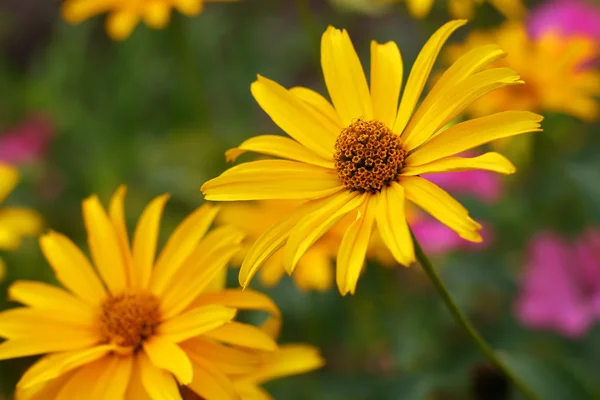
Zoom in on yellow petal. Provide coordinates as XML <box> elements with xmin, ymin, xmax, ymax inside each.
<box><xmin>489</xmin><ymin>0</ymin><xmax>526</xmax><ymax>18</ymax></box>
<box><xmin>82</xmin><ymin>195</ymin><xmax>128</xmax><ymax>293</ymax></box>
<box><xmin>159</xmin><ymin>305</ymin><xmax>236</xmax><ymax>343</ymax></box>
<box><xmin>132</xmin><ymin>194</ymin><xmax>170</xmax><ymax>289</ymax></box>
<box><xmin>186</xmin><ymin>355</ymin><xmax>239</xmax><ymax>400</ymax></box>
<box><xmin>336</xmin><ymin>196</ymin><xmax>376</xmax><ymax>295</ymax></box>
<box><xmin>289</xmin><ymin>86</ymin><xmax>343</xmax><ymax>132</ymax></box>
<box><xmin>405</xmin><ymin>0</ymin><xmax>434</xmax><ymax>18</ymax></box>
<box><xmin>204</xmin><ymin>321</ymin><xmax>277</xmax><ymax>351</ymax></box>
<box><xmin>18</xmin><ymin>346</ymin><xmax>116</xmax><ymax>390</ymax></box>
<box><xmin>293</xmin><ymin>250</ymin><xmax>334</xmax><ymax>292</ymax></box>
<box><xmin>0</xmin><ymin>257</ymin><xmax>5</xmax><ymax>282</ymax></box>
<box><xmin>284</xmin><ymin>190</ymin><xmax>365</xmax><ymax>274</ymax></box>
<box><xmin>105</xmin><ymin>9</ymin><xmax>139</xmax><ymax>41</ymax></box>
<box><xmin>251</xmin><ymin>75</ymin><xmax>336</xmax><ymax>158</ymax></box>
<box><xmin>175</xmin><ymin>0</ymin><xmax>204</xmax><ymax>15</ymax></box>
<box><xmin>180</xmin><ymin>337</ymin><xmax>261</xmax><ymax>375</ymax></box>
<box><xmin>370</xmin><ymin>40</ymin><xmax>403</xmax><ymax>128</ymax></box>
<box><xmin>54</xmin><ymin>357</ymin><xmax>111</xmax><ymax>400</ymax></box>
<box><xmin>238</xmin><ymin>197</ymin><xmax>330</xmax><ymax>288</ymax></box>
<box><xmin>234</xmin><ymin>383</ymin><xmax>272</xmax><ymax>400</ymax></box>
<box><xmin>240</xmin><ymin>344</ymin><xmax>325</xmax><ymax>385</ymax></box>
<box><xmin>321</xmin><ymin>26</ymin><xmax>373</xmax><ymax>125</ymax></box>
<box><xmin>402</xmin><ymin>67</ymin><xmax>524</xmax><ymax>151</ymax></box>
<box><xmin>125</xmin><ymin>355</ymin><xmax>152</xmax><ymax>400</ymax></box>
<box><xmin>94</xmin><ymin>355</ymin><xmax>133</xmax><ymax>399</ymax></box>
<box><xmin>9</xmin><ymin>281</ymin><xmax>93</xmax><ymax>320</ymax></box>
<box><xmin>143</xmin><ymin>336</ymin><xmax>193</xmax><ymax>385</ymax></box>
<box><xmin>160</xmin><ymin>233</ymin><xmax>242</xmax><ymax>319</ymax></box>
<box><xmin>190</xmin><ymin>289</ymin><xmax>281</xmax><ymax>336</ymax></box>
<box><xmin>0</xmin><ymin>163</ymin><xmax>18</xmax><ymax>204</ymax></box>
<box><xmin>138</xmin><ymin>351</ymin><xmax>181</xmax><ymax>400</ymax></box>
<box><xmin>394</xmin><ymin>20</ymin><xmax>467</xmax><ymax>135</ymax></box>
<box><xmin>15</xmin><ymin>370</ymin><xmax>74</xmax><ymax>400</ymax></box>
<box><xmin>202</xmin><ymin>160</ymin><xmax>343</xmax><ymax>201</ymax></box>
<box><xmin>0</xmin><ymin>332</ymin><xmax>99</xmax><ymax>360</ymax></box>
<box><xmin>108</xmin><ymin>185</ymin><xmax>134</xmax><ymax>286</ymax></box>
<box><xmin>402</xmin><ymin>152</ymin><xmax>516</xmax><ymax>176</ymax></box>
<box><xmin>0</xmin><ymin>208</ymin><xmax>43</xmax><ymax>236</ymax></box>
<box><xmin>375</xmin><ymin>183</ymin><xmax>415</xmax><ymax>266</ymax></box>
<box><xmin>61</xmin><ymin>0</ymin><xmax>113</xmax><ymax>23</ymax></box>
<box><xmin>0</xmin><ymin>308</ymin><xmax>95</xmax><ymax>339</ymax></box>
<box><xmin>143</xmin><ymin>1</ymin><xmax>171</xmax><ymax>29</ymax></box>
<box><xmin>259</xmin><ymin>250</ymin><xmax>287</xmax><ymax>288</ymax></box>
<box><xmin>406</xmin><ymin>111</ymin><xmax>543</xmax><ymax>166</ymax></box>
<box><xmin>39</xmin><ymin>231</ymin><xmax>107</xmax><ymax>305</ymax></box>
<box><xmin>406</xmin><ymin>44</ymin><xmax>506</xmax><ymax>135</ymax></box>
<box><xmin>150</xmin><ymin>204</ymin><xmax>218</xmax><ymax>294</ymax></box>
<box><xmin>225</xmin><ymin>135</ymin><xmax>334</xmax><ymax>169</ymax></box>
<box><xmin>401</xmin><ymin>176</ymin><xmax>482</xmax><ymax>242</ymax></box>
<box><xmin>448</xmin><ymin>0</ymin><xmax>475</xmax><ymax>18</ymax></box>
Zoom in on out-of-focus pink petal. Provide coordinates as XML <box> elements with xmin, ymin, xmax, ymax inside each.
<box><xmin>0</xmin><ymin>115</ymin><xmax>54</xmax><ymax>164</ymax></box>
<box><xmin>529</xmin><ymin>0</ymin><xmax>600</xmax><ymax>41</ymax></box>
<box><xmin>412</xmin><ymin>217</ymin><xmax>492</xmax><ymax>255</ymax></box>
<box><xmin>423</xmin><ymin>170</ymin><xmax>503</xmax><ymax>204</ymax></box>
<box><xmin>515</xmin><ymin>231</ymin><xmax>595</xmax><ymax>338</ymax></box>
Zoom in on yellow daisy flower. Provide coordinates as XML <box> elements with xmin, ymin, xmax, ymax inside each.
<box><xmin>0</xmin><ymin>163</ymin><xmax>42</xmax><ymax>281</ymax></box>
<box><xmin>62</xmin><ymin>0</ymin><xmax>235</xmax><ymax>40</ymax></box>
<box><xmin>0</xmin><ymin>186</ymin><xmax>288</xmax><ymax>400</ymax></box>
<box><xmin>444</xmin><ymin>22</ymin><xmax>600</xmax><ymax>121</ymax></box>
<box><xmin>202</xmin><ymin>20</ymin><xmax>543</xmax><ymax>296</ymax></box>
<box><xmin>367</xmin><ymin>0</ymin><xmax>525</xmax><ymax>19</ymax></box>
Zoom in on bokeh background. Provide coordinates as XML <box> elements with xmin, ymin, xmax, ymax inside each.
<box><xmin>1</xmin><ymin>0</ymin><xmax>600</xmax><ymax>398</ymax></box>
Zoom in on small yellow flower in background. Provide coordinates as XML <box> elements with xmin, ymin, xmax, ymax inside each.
<box><xmin>202</xmin><ymin>20</ymin><xmax>543</xmax><ymax>295</ymax></box>
<box><xmin>0</xmin><ymin>163</ymin><xmax>42</xmax><ymax>281</ymax></box>
<box><xmin>217</xmin><ymin>200</ymin><xmax>347</xmax><ymax>292</ymax></box>
<box><xmin>358</xmin><ymin>0</ymin><xmax>526</xmax><ymax>19</ymax></box>
<box><xmin>0</xmin><ymin>186</ymin><xmax>322</xmax><ymax>400</ymax></box>
<box><xmin>62</xmin><ymin>0</ymin><xmax>236</xmax><ymax>40</ymax></box>
<box><xmin>444</xmin><ymin>22</ymin><xmax>600</xmax><ymax>121</ymax></box>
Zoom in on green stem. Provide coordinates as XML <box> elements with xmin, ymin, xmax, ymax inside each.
<box><xmin>411</xmin><ymin>232</ymin><xmax>539</xmax><ymax>400</ymax></box>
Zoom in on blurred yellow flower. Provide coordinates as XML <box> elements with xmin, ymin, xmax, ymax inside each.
<box><xmin>234</xmin><ymin>344</ymin><xmax>325</xmax><ymax>399</ymax></box>
<box><xmin>343</xmin><ymin>0</ymin><xmax>526</xmax><ymax>19</ymax></box>
<box><xmin>202</xmin><ymin>20</ymin><xmax>543</xmax><ymax>295</ymax></box>
<box><xmin>0</xmin><ymin>163</ymin><xmax>42</xmax><ymax>281</ymax></box>
<box><xmin>62</xmin><ymin>0</ymin><xmax>236</xmax><ymax>40</ymax></box>
<box><xmin>0</xmin><ymin>186</ymin><xmax>292</xmax><ymax>400</ymax></box>
<box><xmin>444</xmin><ymin>22</ymin><xmax>600</xmax><ymax>121</ymax></box>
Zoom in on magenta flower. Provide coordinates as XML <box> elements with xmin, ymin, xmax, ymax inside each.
<box><xmin>424</xmin><ymin>170</ymin><xmax>503</xmax><ymax>204</ymax></box>
<box><xmin>529</xmin><ymin>0</ymin><xmax>600</xmax><ymax>41</ymax></box>
<box><xmin>413</xmin><ymin>218</ymin><xmax>493</xmax><ymax>256</ymax></box>
<box><xmin>516</xmin><ymin>229</ymin><xmax>600</xmax><ymax>338</ymax></box>
<box><xmin>0</xmin><ymin>115</ymin><xmax>54</xmax><ymax>164</ymax></box>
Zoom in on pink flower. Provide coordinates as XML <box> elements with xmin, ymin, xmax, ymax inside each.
<box><xmin>515</xmin><ymin>229</ymin><xmax>600</xmax><ymax>338</ymax></box>
<box><xmin>528</xmin><ymin>0</ymin><xmax>600</xmax><ymax>41</ymax></box>
<box><xmin>0</xmin><ymin>115</ymin><xmax>54</xmax><ymax>164</ymax></box>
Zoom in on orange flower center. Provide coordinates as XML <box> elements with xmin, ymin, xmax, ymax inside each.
<box><xmin>333</xmin><ymin>119</ymin><xmax>407</xmax><ymax>193</ymax></box>
<box><xmin>100</xmin><ymin>292</ymin><xmax>161</xmax><ymax>351</ymax></box>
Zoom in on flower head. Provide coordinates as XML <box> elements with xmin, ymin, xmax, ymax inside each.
<box><xmin>202</xmin><ymin>21</ymin><xmax>543</xmax><ymax>295</ymax></box>
<box><xmin>0</xmin><ymin>186</ymin><xmax>300</xmax><ymax>400</ymax></box>
<box><xmin>445</xmin><ymin>22</ymin><xmax>600</xmax><ymax>121</ymax></box>
<box><xmin>516</xmin><ymin>229</ymin><xmax>600</xmax><ymax>338</ymax></box>
<box><xmin>0</xmin><ymin>163</ymin><xmax>42</xmax><ymax>280</ymax></box>
<box><xmin>61</xmin><ymin>0</ymin><xmax>232</xmax><ymax>40</ymax></box>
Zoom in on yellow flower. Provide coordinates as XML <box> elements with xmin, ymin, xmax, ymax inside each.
<box><xmin>444</xmin><ymin>22</ymin><xmax>600</xmax><ymax>121</ymax></box>
<box><xmin>368</xmin><ymin>0</ymin><xmax>525</xmax><ymax>19</ymax></box>
<box><xmin>62</xmin><ymin>0</ymin><xmax>235</xmax><ymax>40</ymax></box>
<box><xmin>0</xmin><ymin>163</ymin><xmax>42</xmax><ymax>280</ymax></box>
<box><xmin>202</xmin><ymin>20</ymin><xmax>543</xmax><ymax>295</ymax></box>
<box><xmin>0</xmin><ymin>186</ymin><xmax>288</xmax><ymax>400</ymax></box>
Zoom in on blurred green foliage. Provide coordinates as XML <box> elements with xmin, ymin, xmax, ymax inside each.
<box><xmin>0</xmin><ymin>0</ymin><xmax>599</xmax><ymax>399</ymax></box>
